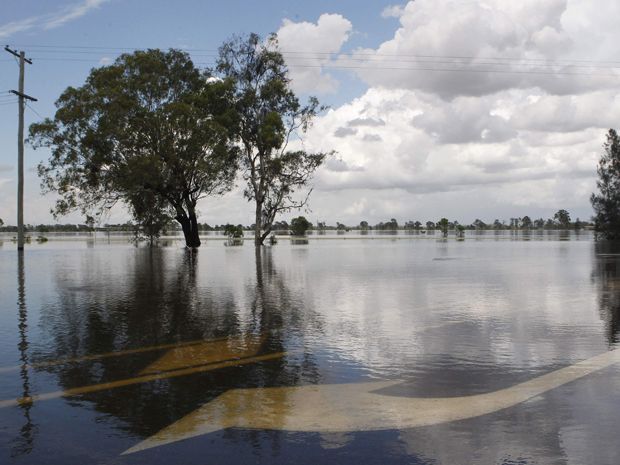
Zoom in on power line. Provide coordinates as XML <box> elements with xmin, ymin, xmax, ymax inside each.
<box><xmin>11</xmin><ymin>42</ymin><xmax>620</xmax><ymax>64</ymax></box>
<box><xmin>2</xmin><ymin>45</ymin><xmax>618</xmax><ymax>78</ymax></box>
<box><xmin>25</xmin><ymin>102</ymin><xmax>43</xmax><ymax>119</ymax></box>
<box><xmin>1</xmin><ymin>45</ymin><xmax>618</xmax><ymax>81</ymax></box>
<box><xmin>22</xmin><ymin>53</ymin><xmax>620</xmax><ymax>70</ymax></box>
<box><xmin>3</xmin><ymin>56</ymin><xmax>617</xmax><ymax>78</ymax></box>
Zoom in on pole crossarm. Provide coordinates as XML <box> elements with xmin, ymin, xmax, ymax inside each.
<box><xmin>4</xmin><ymin>45</ymin><xmax>33</xmax><ymax>64</ymax></box>
<box><xmin>9</xmin><ymin>90</ymin><xmax>37</xmax><ymax>102</ymax></box>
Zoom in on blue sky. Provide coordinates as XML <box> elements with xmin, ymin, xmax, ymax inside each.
<box><xmin>0</xmin><ymin>1</ymin><xmax>396</xmax><ymax>119</ymax></box>
<box><xmin>1</xmin><ymin>0</ymin><xmax>619</xmax><ymax>226</ymax></box>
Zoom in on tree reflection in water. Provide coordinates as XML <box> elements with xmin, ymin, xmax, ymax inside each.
<box><xmin>34</xmin><ymin>246</ymin><xmax>321</xmax><ymax>445</ymax></box>
<box><xmin>593</xmin><ymin>242</ymin><xmax>620</xmax><ymax>345</ymax></box>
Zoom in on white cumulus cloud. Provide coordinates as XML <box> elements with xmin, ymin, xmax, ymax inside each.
<box><xmin>276</xmin><ymin>13</ymin><xmax>352</xmax><ymax>94</ymax></box>
<box><xmin>339</xmin><ymin>0</ymin><xmax>620</xmax><ymax>99</ymax></box>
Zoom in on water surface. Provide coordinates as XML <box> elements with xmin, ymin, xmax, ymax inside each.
<box><xmin>0</xmin><ymin>233</ymin><xmax>619</xmax><ymax>464</ymax></box>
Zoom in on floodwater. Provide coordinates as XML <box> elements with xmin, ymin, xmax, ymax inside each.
<box><xmin>1</xmin><ymin>232</ymin><xmax>619</xmax><ymax>464</ymax></box>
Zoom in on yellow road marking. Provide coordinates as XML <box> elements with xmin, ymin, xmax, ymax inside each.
<box><xmin>0</xmin><ymin>337</ymin><xmax>231</xmax><ymax>374</ymax></box>
<box><xmin>123</xmin><ymin>348</ymin><xmax>620</xmax><ymax>455</ymax></box>
<box><xmin>0</xmin><ymin>352</ymin><xmax>286</xmax><ymax>409</ymax></box>
<box><xmin>140</xmin><ymin>335</ymin><xmax>266</xmax><ymax>375</ymax></box>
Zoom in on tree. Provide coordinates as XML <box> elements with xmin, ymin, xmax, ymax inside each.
<box><xmin>359</xmin><ymin>220</ymin><xmax>369</xmax><ymax>230</ymax></box>
<box><xmin>223</xmin><ymin>224</ymin><xmax>244</xmax><ymax>238</ymax></box>
<box><xmin>473</xmin><ymin>219</ymin><xmax>486</xmax><ymax>230</ymax></box>
<box><xmin>84</xmin><ymin>215</ymin><xmax>95</xmax><ymax>232</ymax></box>
<box><xmin>521</xmin><ymin>216</ymin><xmax>532</xmax><ymax>230</ymax></box>
<box><xmin>0</xmin><ymin>218</ymin><xmax>3</xmax><ymax>227</ymax></box>
<box><xmin>591</xmin><ymin>129</ymin><xmax>620</xmax><ymax>239</ymax></box>
<box><xmin>216</xmin><ymin>33</ymin><xmax>328</xmax><ymax>246</ymax></box>
<box><xmin>30</xmin><ymin>49</ymin><xmax>238</xmax><ymax>248</ymax></box>
<box><xmin>438</xmin><ymin>218</ymin><xmax>449</xmax><ymax>237</ymax></box>
<box><xmin>554</xmin><ymin>209</ymin><xmax>571</xmax><ymax>229</ymax></box>
<box><xmin>290</xmin><ymin>216</ymin><xmax>312</xmax><ymax>236</ymax></box>
<box><xmin>130</xmin><ymin>191</ymin><xmax>172</xmax><ymax>245</ymax></box>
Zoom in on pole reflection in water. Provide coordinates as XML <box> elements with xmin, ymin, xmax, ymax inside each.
<box><xmin>12</xmin><ymin>250</ymin><xmax>37</xmax><ymax>457</ymax></box>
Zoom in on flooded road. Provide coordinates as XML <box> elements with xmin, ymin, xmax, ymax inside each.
<box><xmin>1</xmin><ymin>234</ymin><xmax>619</xmax><ymax>464</ymax></box>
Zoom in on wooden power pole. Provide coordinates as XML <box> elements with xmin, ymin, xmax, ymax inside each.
<box><xmin>4</xmin><ymin>46</ymin><xmax>36</xmax><ymax>251</ymax></box>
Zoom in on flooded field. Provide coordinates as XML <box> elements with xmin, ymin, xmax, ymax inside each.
<box><xmin>1</xmin><ymin>233</ymin><xmax>619</xmax><ymax>464</ymax></box>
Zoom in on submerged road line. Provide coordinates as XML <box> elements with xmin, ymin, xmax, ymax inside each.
<box><xmin>123</xmin><ymin>348</ymin><xmax>620</xmax><ymax>455</ymax></box>
<box><xmin>0</xmin><ymin>336</ymin><xmax>231</xmax><ymax>374</ymax></box>
<box><xmin>0</xmin><ymin>321</ymin><xmax>458</xmax><ymax>375</ymax></box>
<box><xmin>139</xmin><ymin>335</ymin><xmax>267</xmax><ymax>375</ymax></box>
<box><xmin>0</xmin><ymin>352</ymin><xmax>286</xmax><ymax>409</ymax></box>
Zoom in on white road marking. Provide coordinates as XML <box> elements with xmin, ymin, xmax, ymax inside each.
<box><xmin>123</xmin><ymin>348</ymin><xmax>620</xmax><ymax>455</ymax></box>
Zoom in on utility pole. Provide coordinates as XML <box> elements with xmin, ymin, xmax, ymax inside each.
<box><xmin>5</xmin><ymin>46</ymin><xmax>36</xmax><ymax>251</ymax></box>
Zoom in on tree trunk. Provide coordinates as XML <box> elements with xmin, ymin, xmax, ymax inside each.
<box><xmin>176</xmin><ymin>210</ymin><xmax>201</xmax><ymax>248</ymax></box>
<box><xmin>260</xmin><ymin>226</ymin><xmax>272</xmax><ymax>245</ymax></box>
<box><xmin>187</xmin><ymin>207</ymin><xmax>201</xmax><ymax>248</ymax></box>
<box><xmin>254</xmin><ymin>201</ymin><xmax>263</xmax><ymax>246</ymax></box>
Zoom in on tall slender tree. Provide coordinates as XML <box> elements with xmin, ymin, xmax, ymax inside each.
<box><xmin>216</xmin><ymin>33</ymin><xmax>328</xmax><ymax>246</ymax></box>
<box><xmin>30</xmin><ymin>49</ymin><xmax>238</xmax><ymax>248</ymax></box>
<box><xmin>591</xmin><ymin>129</ymin><xmax>620</xmax><ymax>240</ymax></box>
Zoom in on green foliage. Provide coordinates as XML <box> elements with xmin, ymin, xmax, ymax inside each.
<box><xmin>290</xmin><ymin>216</ymin><xmax>312</xmax><ymax>236</ymax></box>
<box><xmin>130</xmin><ymin>190</ymin><xmax>173</xmax><ymax>245</ymax></box>
<box><xmin>553</xmin><ymin>209</ymin><xmax>571</xmax><ymax>229</ymax></box>
<box><xmin>223</xmin><ymin>224</ymin><xmax>244</xmax><ymax>239</ymax></box>
<box><xmin>592</xmin><ymin>131</ymin><xmax>620</xmax><ymax>240</ymax></box>
<box><xmin>437</xmin><ymin>218</ymin><xmax>450</xmax><ymax>237</ymax></box>
<box><xmin>29</xmin><ymin>49</ymin><xmax>238</xmax><ymax>248</ymax></box>
<box><xmin>216</xmin><ymin>33</ymin><xmax>329</xmax><ymax>245</ymax></box>
<box><xmin>375</xmin><ymin>219</ymin><xmax>398</xmax><ymax>231</ymax></box>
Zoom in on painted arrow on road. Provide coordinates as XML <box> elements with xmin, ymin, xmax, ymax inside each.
<box><xmin>123</xmin><ymin>347</ymin><xmax>620</xmax><ymax>455</ymax></box>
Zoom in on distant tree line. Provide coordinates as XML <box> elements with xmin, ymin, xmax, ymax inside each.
<box><xmin>311</xmin><ymin>210</ymin><xmax>590</xmax><ymax>235</ymax></box>
<box><xmin>0</xmin><ymin>223</ymin><xmax>95</xmax><ymax>233</ymax></box>
<box><xmin>1</xmin><ymin>210</ymin><xmax>591</xmax><ymax>236</ymax></box>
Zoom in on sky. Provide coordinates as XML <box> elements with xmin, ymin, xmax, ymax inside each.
<box><xmin>1</xmin><ymin>0</ymin><xmax>619</xmax><ymax>227</ymax></box>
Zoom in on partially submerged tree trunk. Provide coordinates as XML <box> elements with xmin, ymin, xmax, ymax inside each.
<box><xmin>254</xmin><ymin>201</ymin><xmax>263</xmax><ymax>246</ymax></box>
<box><xmin>253</xmin><ymin>197</ymin><xmax>274</xmax><ymax>246</ymax></box>
<box><xmin>175</xmin><ymin>199</ymin><xmax>201</xmax><ymax>248</ymax></box>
